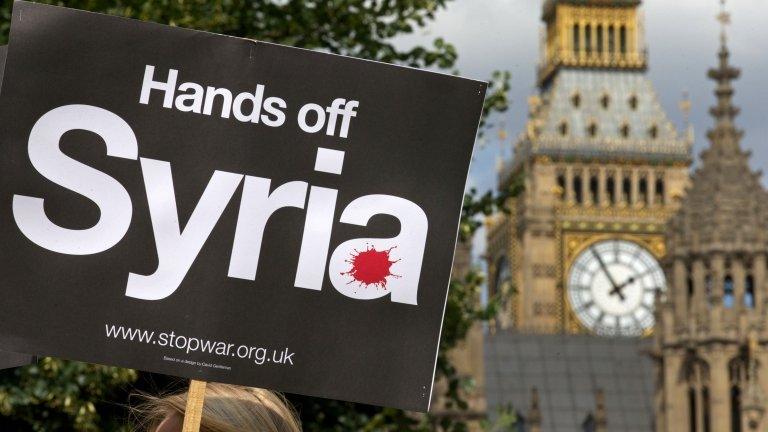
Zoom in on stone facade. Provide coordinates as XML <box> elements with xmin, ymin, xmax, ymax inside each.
<box><xmin>483</xmin><ymin>1</ymin><xmax>768</xmax><ymax>430</ymax></box>
<box><xmin>652</xmin><ymin>13</ymin><xmax>768</xmax><ymax>432</ymax></box>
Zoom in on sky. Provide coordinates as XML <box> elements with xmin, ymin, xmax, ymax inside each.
<box><xmin>395</xmin><ymin>0</ymin><xmax>768</xmax><ymax>267</ymax></box>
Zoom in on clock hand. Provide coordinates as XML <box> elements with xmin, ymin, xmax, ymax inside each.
<box><xmin>590</xmin><ymin>247</ymin><xmax>625</xmax><ymax>301</ymax></box>
<box><xmin>612</xmin><ymin>268</ymin><xmax>655</xmax><ymax>296</ymax></box>
<box><xmin>616</xmin><ymin>276</ymin><xmax>636</xmax><ymax>290</ymax></box>
<box><xmin>610</xmin><ymin>276</ymin><xmax>635</xmax><ymax>297</ymax></box>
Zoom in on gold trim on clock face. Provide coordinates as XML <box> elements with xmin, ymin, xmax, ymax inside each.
<box><xmin>567</xmin><ymin>238</ymin><xmax>666</xmax><ymax>336</ymax></box>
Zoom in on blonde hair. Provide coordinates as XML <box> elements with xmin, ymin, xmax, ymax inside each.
<box><xmin>133</xmin><ymin>382</ymin><xmax>302</xmax><ymax>432</ymax></box>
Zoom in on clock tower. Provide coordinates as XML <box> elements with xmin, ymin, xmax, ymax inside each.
<box><xmin>487</xmin><ymin>0</ymin><xmax>692</xmax><ymax>335</ymax></box>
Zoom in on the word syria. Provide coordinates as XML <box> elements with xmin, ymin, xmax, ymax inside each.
<box><xmin>141</xmin><ymin>65</ymin><xmax>359</xmax><ymax>138</ymax></box>
<box><xmin>12</xmin><ymin>105</ymin><xmax>427</xmax><ymax>304</ymax></box>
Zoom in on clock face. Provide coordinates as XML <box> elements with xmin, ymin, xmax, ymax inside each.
<box><xmin>567</xmin><ymin>239</ymin><xmax>666</xmax><ymax>336</ymax></box>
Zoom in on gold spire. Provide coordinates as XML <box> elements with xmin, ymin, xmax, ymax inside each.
<box><xmin>679</xmin><ymin>91</ymin><xmax>694</xmax><ymax>144</ymax></box>
<box><xmin>717</xmin><ymin>0</ymin><xmax>731</xmax><ymax>44</ymax></box>
<box><xmin>678</xmin><ymin>91</ymin><xmax>691</xmax><ymax>124</ymax></box>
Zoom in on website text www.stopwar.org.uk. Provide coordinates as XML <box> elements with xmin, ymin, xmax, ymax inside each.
<box><xmin>104</xmin><ymin>324</ymin><xmax>295</xmax><ymax>369</ymax></box>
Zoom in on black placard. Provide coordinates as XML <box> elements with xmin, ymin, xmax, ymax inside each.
<box><xmin>0</xmin><ymin>2</ymin><xmax>485</xmax><ymax>410</ymax></box>
<box><xmin>0</xmin><ymin>45</ymin><xmax>34</xmax><ymax>372</ymax></box>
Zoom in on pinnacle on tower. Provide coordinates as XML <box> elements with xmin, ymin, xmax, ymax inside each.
<box><xmin>706</xmin><ymin>0</ymin><xmax>743</xmax><ymax>154</ymax></box>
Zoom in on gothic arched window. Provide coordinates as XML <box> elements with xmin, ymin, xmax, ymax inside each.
<box><xmin>724</xmin><ymin>275</ymin><xmax>735</xmax><ymax>308</ymax></box>
<box><xmin>745</xmin><ymin>275</ymin><xmax>755</xmax><ymax>308</ymax></box>
<box><xmin>600</xmin><ymin>94</ymin><xmax>610</xmax><ymax>109</ymax></box>
<box><xmin>573</xmin><ymin>24</ymin><xmax>581</xmax><ymax>53</ymax></box>
<box><xmin>608</xmin><ymin>25</ymin><xmax>616</xmax><ymax>54</ymax></box>
<box><xmin>493</xmin><ymin>256</ymin><xmax>510</xmax><ymax>300</ymax></box>
<box><xmin>572</xmin><ymin>93</ymin><xmax>582</xmax><ymax>108</ymax></box>
<box><xmin>702</xmin><ymin>386</ymin><xmax>711</xmax><ymax>432</ymax></box>
<box><xmin>620</xmin><ymin>25</ymin><xmax>627</xmax><ymax>54</ymax></box>
<box><xmin>597</xmin><ymin>25</ymin><xmax>604</xmax><ymax>53</ymax></box>
<box><xmin>606</xmin><ymin>176</ymin><xmax>616</xmax><ymax>205</ymax></box>
<box><xmin>687</xmin><ymin>274</ymin><xmax>694</xmax><ymax>306</ymax></box>
<box><xmin>684</xmin><ymin>354</ymin><xmax>710</xmax><ymax>432</ymax></box>
<box><xmin>649</xmin><ymin>124</ymin><xmax>659</xmax><ymax>139</ymax></box>
<box><xmin>574</xmin><ymin>175</ymin><xmax>583</xmax><ymax>204</ymax></box>
<box><xmin>585</xmin><ymin>24</ymin><xmax>592</xmax><ymax>54</ymax></box>
<box><xmin>587</xmin><ymin>122</ymin><xmax>598</xmax><ymax>138</ymax></box>
<box><xmin>620</xmin><ymin>123</ymin><xmax>631</xmax><ymax>138</ymax></box>
<box><xmin>629</xmin><ymin>95</ymin><xmax>639</xmax><ymax>110</ymax></box>
<box><xmin>655</xmin><ymin>178</ymin><xmax>665</xmax><ymax>205</ymax></box>
<box><xmin>731</xmin><ymin>385</ymin><xmax>742</xmax><ymax>432</ymax></box>
<box><xmin>589</xmin><ymin>175</ymin><xmax>599</xmax><ymax>204</ymax></box>
<box><xmin>559</xmin><ymin>121</ymin><xmax>569</xmax><ymax>136</ymax></box>
<box><xmin>638</xmin><ymin>177</ymin><xmax>648</xmax><ymax>206</ymax></box>
<box><xmin>688</xmin><ymin>387</ymin><xmax>697</xmax><ymax>432</ymax></box>
<box><xmin>622</xmin><ymin>176</ymin><xmax>631</xmax><ymax>204</ymax></box>
<box><xmin>557</xmin><ymin>174</ymin><xmax>566</xmax><ymax>200</ymax></box>
<box><xmin>728</xmin><ymin>352</ymin><xmax>753</xmax><ymax>432</ymax></box>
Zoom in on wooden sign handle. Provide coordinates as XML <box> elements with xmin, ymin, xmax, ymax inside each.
<box><xmin>182</xmin><ymin>380</ymin><xmax>207</xmax><ymax>432</ymax></box>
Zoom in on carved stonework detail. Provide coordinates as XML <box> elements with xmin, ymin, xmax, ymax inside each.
<box><xmin>655</xmin><ymin>13</ymin><xmax>768</xmax><ymax>431</ymax></box>
<box><xmin>532</xmin><ymin>264</ymin><xmax>557</xmax><ymax>278</ymax></box>
<box><xmin>488</xmin><ymin>0</ymin><xmax>691</xmax><ymax>338</ymax></box>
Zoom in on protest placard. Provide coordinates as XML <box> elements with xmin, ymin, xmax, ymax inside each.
<box><xmin>0</xmin><ymin>2</ymin><xmax>485</xmax><ymax>411</ymax></box>
<box><xmin>0</xmin><ymin>44</ymin><xmax>39</xmax><ymax>372</ymax></box>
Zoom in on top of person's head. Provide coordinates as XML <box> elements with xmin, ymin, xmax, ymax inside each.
<box><xmin>134</xmin><ymin>383</ymin><xmax>302</xmax><ymax>432</ymax></box>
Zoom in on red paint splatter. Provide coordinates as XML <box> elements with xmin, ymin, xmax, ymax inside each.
<box><xmin>342</xmin><ymin>245</ymin><xmax>401</xmax><ymax>289</ymax></box>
